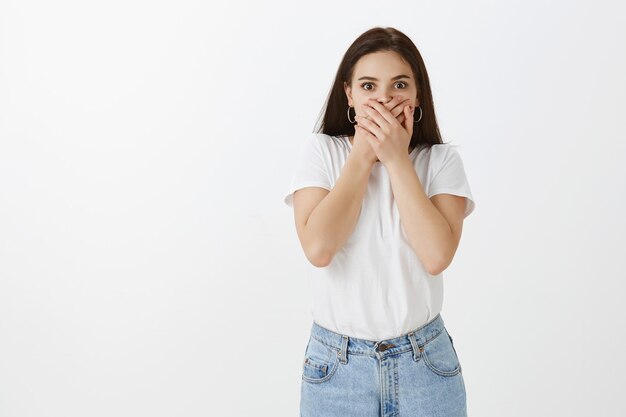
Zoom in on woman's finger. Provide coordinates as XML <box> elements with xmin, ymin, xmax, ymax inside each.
<box><xmin>356</xmin><ymin>114</ymin><xmax>383</xmax><ymax>138</ymax></box>
<box><xmin>365</xmin><ymin>100</ymin><xmax>397</xmax><ymax>127</ymax></box>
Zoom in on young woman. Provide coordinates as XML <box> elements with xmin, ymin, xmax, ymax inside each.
<box><xmin>283</xmin><ymin>26</ymin><xmax>476</xmax><ymax>417</ymax></box>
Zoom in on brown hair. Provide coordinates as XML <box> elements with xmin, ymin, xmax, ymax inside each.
<box><xmin>315</xmin><ymin>26</ymin><xmax>445</xmax><ymax>153</ymax></box>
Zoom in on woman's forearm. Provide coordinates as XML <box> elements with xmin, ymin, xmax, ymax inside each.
<box><xmin>304</xmin><ymin>154</ymin><xmax>372</xmax><ymax>266</ymax></box>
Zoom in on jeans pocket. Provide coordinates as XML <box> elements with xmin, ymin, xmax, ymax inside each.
<box><xmin>302</xmin><ymin>336</ymin><xmax>340</xmax><ymax>384</ymax></box>
<box><xmin>421</xmin><ymin>328</ymin><xmax>462</xmax><ymax>377</ymax></box>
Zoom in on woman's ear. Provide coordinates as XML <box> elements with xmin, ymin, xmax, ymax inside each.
<box><xmin>344</xmin><ymin>82</ymin><xmax>352</xmax><ymax>106</ymax></box>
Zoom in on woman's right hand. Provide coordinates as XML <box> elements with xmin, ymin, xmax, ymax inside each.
<box><xmin>351</xmin><ymin>97</ymin><xmax>413</xmax><ymax>166</ymax></box>
<box><xmin>350</xmin><ymin>123</ymin><xmax>380</xmax><ymax>166</ymax></box>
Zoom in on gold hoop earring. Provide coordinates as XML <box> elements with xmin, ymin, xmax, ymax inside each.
<box><xmin>347</xmin><ymin>106</ymin><xmax>356</xmax><ymax>124</ymax></box>
<box><xmin>414</xmin><ymin>106</ymin><xmax>423</xmax><ymax>124</ymax></box>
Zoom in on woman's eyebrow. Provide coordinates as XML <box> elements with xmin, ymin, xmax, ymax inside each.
<box><xmin>357</xmin><ymin>74</ymin><xmax>411</xmax><ymax>81</ymax></box>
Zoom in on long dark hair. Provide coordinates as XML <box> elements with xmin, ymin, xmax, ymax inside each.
<box><xmin>315</xmin><ymin>27</ymin><xmax>445</xmax><ymax>152</ymax></box>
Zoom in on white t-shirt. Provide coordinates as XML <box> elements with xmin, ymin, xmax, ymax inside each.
<box><xmin>283</xmin><ymin>133</ymin><xmax>475</xmax><ymax>341</ymax></box>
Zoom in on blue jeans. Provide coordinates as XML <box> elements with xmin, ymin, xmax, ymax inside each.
<box><xmin>300</xmin><ymin>313</ymin><xmax>467</xmax><ymax>417</ymax></box>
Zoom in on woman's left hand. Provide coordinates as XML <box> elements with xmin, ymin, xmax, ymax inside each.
<box><xmin>355</xmin><ymin>97</ymin><xmax>415</xmax><ymax>166</ymax></box>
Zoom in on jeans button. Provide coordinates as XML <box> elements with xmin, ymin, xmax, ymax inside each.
<box><xmin>377</xmin><ymin>342</ymin><xmax>394</xmax><ymax>352</ymax></box>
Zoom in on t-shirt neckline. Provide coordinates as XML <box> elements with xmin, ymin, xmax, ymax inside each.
<box><xmin>342</xmin><ymin>134</ymin><xmax>419</xmax><ymax>159</ymax></box>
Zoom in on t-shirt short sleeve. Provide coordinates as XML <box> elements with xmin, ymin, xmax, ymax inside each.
<box><xmin>428</xmin><ymin>145</ymin><xmax>476</xmax><ymax>218</ymax></box>
<box><xmin>283</xmin><ymin>133</ymin><xmax>332</xmax><ymax>208</ymax></box>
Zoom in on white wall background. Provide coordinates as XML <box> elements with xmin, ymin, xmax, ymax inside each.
<box><xmin>1</xmin><ymin>0</ymin><xmax>625</xmax><ymax>416</ymax></box>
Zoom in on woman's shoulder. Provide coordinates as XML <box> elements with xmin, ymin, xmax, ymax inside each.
<box><xmin>424</xmin><ymin>142</ymin><xmax>464</xmax><ymax>161</ymax></box>
<box><xmin>413</xmin><ymin>142</ymin><xmax>464</xmax><ymax>175</ymax></box>
<box><xmin>304</xmin><ymin>133</ymin><xmax>350</xmax><ymax>152</ymax></box>
<box><xmin>312</xmin><ymin>132</ymin><xmax>348</xmax><ymax>145</ymax></box>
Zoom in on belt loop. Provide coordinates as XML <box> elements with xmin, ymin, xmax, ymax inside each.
<box><xmin>408</xmin><ymin>331</ymin><xmax>422</xmax><ymax>362</ymax></box>
<box><xmin>338</xmin><ymin>335</ymin><xmax>349</xmax><ymax>364</ymax></box>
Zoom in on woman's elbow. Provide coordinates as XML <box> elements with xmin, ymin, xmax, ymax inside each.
<box><xmin>304</xmin><ymin>244</ymin><xmax>333</xmax><ymax>268</ymax></box>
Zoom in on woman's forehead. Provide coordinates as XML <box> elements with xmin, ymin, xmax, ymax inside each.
<box><xmin>354</xmin><ymin>52</ymin><xmax>413</xmax><ymax>79</ymax></box>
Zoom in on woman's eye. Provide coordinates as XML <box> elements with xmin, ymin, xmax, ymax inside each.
<box><xmin>361</xmin><ymin>82</ymin><xmax>408</xmax><ymax>90</ymax></box>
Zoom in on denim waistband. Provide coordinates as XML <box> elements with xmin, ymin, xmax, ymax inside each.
<box><xmin>310</xmin><ymin>313</ymin><xmax>446</xmax><ymax>357</ymax></box>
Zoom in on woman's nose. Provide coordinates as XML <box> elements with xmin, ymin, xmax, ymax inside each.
<box><xmin>376</xmin><ymin>94</ymin><xmax>393</xmax><ymax>104</ymax></box>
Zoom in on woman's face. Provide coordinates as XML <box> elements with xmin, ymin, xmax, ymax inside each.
<box><xmin>344</xmin><ymin>50</ymin><xmax>420</xmax><ymax>118</ymax></box>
